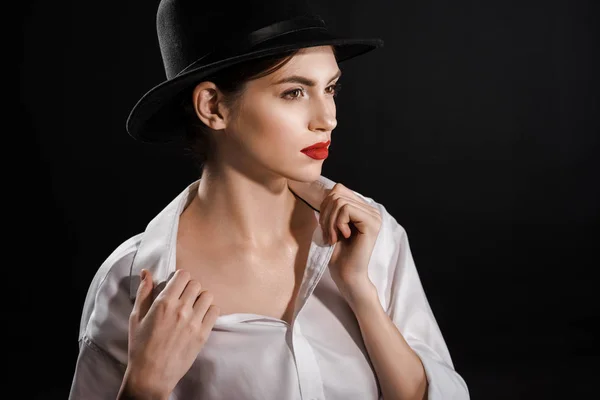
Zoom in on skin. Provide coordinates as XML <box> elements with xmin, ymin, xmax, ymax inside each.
<box><xmin>186</xmin><ymin>45</ymin><xmax>340</xmax><ymax>251</ymax></box>
<box><xmin>119</xmin><ymin>45</ymin><xmax>341</xmax><ymax>399</ymax></box>
<box><xmin>119</xmin><ymin>269</ymin><xmax>219</xmax><ymax>400</ymax></box>
<box><xmin>119</xmin><ymin>45</ymin><xmax>429</xmax><ymax>399</ymax></box>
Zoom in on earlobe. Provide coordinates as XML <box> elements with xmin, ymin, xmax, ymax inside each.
<box><xmin>192</xmin><ymin>82</ymin><xmax>227</xmax><ymax>130</ymax></box>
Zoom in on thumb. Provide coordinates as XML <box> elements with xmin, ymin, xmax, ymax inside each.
<box><xmin>133</xmin><ymin>269</ymin><xmax>154</xmax><ymax>322</ymax></box>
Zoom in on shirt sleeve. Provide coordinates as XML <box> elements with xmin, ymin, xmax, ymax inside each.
<box><xmin>68</xmin><ymin>235</ymin><xmax>142</xmax><ymax>400</ymax></box>
<box><xmin>68</xmin><ymin>336</ymin><xmax>126</xmax><ymax>400</ymax></box>
<box><xmin>383</xmin><ymin>216</ymin><xmax>470</xmax><ymax>399</ymax></box>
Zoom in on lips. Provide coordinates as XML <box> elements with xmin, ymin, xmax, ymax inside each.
<box><xmin>301</xmin><ymin>140</ymin><xmax>331</xmax><ymax>152</ymax></box>
<box><xmin>302</xmin><ymin>148</ymin><xmax>329</xmax><ymax>160</ymax></box>
<box><xmin>301</xmin><ymin>140</ymin><xmax>330</xmax><ymax>160</ymax></box>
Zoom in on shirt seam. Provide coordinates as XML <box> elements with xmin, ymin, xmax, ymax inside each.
<box><xmin>164</xmin><ymin>194</ymin><xmax>183</xmax><ymax>281</ymax></box>
<box><xmin>81</xmin><ymin>335</ymin><xmax>127</xmax><ymax>370</ymax></box>
<box><xmin>81</xmin><ymin>235</ymin><xmax>141</xmax><ymax>340</ymax></box>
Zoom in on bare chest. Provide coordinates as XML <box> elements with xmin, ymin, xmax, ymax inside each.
<box><xmin>175</xmin><ymin>231</ymin><xmax>314</xmax><ymax>325</ymax></box>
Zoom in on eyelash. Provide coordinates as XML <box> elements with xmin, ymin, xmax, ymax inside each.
<box><xmin>282</xmin><ymin>83</ymin><xmax>342</xmax><ymax>101</ymax></box>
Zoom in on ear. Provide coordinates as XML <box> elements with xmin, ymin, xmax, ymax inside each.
<box><xmin>191</xmin><ymin>81</ymin><xmax>228</xmax><ymax>130</ymax></box>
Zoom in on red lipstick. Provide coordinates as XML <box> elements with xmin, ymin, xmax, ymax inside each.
<box><xmin>301</xmin><ymin>140</ymin><xmax>330</xmax><ymax>160</ymax></box>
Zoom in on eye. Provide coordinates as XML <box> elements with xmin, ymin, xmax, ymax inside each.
<box><xmin>281</xmin><ymin>83</ymin><xmax>342</xmax><ymax>101</ymax></box>
<box><xmin>282</xmin><ymin>88</ymin><xmax>305</xmax><ymax>100</ymax></box>
<box><xmin>326</xmin><ymin>82</ymin><xmax>342</xmax><ymax>97</ymax></box>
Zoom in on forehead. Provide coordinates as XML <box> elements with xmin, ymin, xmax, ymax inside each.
<box><xmin>266</xmin><ymin>46</ymin><xmax>338</xmax><ymax>81</ymax></box>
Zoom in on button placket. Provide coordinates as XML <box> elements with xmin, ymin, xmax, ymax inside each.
<box><xmin>291</xmin><ymin>321</ymin><xmax>326</xmax><ymax>400</ymax></box>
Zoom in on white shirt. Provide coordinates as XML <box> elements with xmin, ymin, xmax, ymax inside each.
<box><xmin>68</xmin><ymin>174</ymin><xmax>470</xmax><ymax>400</ymax></box>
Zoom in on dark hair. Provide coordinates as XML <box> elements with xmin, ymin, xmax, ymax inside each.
<box><xmin>180</xmin><ymin>50</ymin><xmax>301</xmax><ymax>174</ymax></box>
<box><xmin>181</xmin><ymin>46</ymin><xmax>339</xmax><ymax>174</ymax></box>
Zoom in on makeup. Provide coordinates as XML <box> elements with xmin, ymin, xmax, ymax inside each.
<box><xmin>302</xmin><ymin>148</ymin><xmax>329</xmax><ymax>160</ymax></box>
<box><xmin>301</xmin><ymin>140</ymin><xmax>330</xmax><ymax>160</ymax></box>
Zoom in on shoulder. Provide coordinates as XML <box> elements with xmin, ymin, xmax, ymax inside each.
<box><xmin>319</xmin><ymin>174</ymin><xmax>408</xmax><ymax>241</ymax></box>
<box><xmin>77</xmin><ymin>233</ymin><xmax>144</xmax><ymax>363</ymax></box>
<box><xmin>344</xmin><ymin>181</ymin><xmax>407</xmax><ymax>240</ymax></box>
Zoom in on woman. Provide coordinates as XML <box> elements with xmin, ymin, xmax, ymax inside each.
<box><xmin>69</xmin><ymin>0</ymin><xmax>470</xmax><ymax>399</ymax></box>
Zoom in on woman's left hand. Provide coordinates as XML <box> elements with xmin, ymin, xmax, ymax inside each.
<box><xmin>288</xmin><ymin>180</ymin><xmax>382</xmax><ymax>301</ymax></box>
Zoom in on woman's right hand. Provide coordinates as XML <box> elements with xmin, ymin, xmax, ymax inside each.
<box><xmin>118</xmin><ymin>269</ymin><xmax>220</xmax><ymax>400</ymax></box>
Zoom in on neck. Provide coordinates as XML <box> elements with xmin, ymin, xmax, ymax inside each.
<box><xmin>189</xmin><ymin>164</ymin><xmax>314</xmax><ymax>252</ymax></box>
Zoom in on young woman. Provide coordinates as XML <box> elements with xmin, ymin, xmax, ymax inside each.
<box><xmin>69</xmin><ymin>0</ymin><xmax>470</xmax><ymax>399</ymax></box>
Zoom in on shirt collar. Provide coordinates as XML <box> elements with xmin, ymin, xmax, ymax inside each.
<box><xmin>129</xmin><ymin>175</ymin><xmax>337</xmax><ymax>300</ymax></box>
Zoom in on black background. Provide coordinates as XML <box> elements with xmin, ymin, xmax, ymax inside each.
<box><xmin>17</xmin><ymin>0</ymin><xmax>598</xmax><ymax>398</ymax></box>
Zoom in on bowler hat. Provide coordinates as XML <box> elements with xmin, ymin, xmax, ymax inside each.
<box><xmin>126</xmin><ymin>0</ymin><xmax>384</xmax><ymax>143</ymax></box>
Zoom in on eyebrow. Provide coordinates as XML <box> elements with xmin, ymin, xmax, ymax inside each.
<box><xmin>273</xmin><ymin>69</ymin><xmax>342</xmax><ymax>86</ymax></box>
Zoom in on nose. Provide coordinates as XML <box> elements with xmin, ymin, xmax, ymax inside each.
<box><xmin>308</xmin><ymin>96</ymin><xmax>337</xmax><ymax>133</ymax></box>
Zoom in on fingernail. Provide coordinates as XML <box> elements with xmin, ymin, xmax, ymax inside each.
<box><xmin>141</xmin><ymin>269</ymin><xmax>147</xmax><ymax>281</ymax></box>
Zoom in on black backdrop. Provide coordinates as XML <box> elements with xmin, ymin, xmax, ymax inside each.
<box><xmin>17</xmin><ymin>0</ymin><xmax>598</xmax><ymax>398</ymax></box>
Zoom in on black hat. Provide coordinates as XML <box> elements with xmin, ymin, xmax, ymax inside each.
<box><xmin>126</xmin><ymin>0</ymin><xmax>384</xmax><ymax>143</ymax></box>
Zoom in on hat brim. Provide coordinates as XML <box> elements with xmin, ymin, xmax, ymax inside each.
<box><xmin>126</xmin><ymin>30</ymin><xmax>384</xmax><ymax>143</ymax></box>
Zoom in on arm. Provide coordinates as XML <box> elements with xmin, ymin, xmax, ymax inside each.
<box><xmin>69</xmin><ymin>237</ymin><xmax>141</xmax><ymax>400</ymax></box>
<box><xmin>69</xmin><ymin>336</ymin><xmax>128</xmax><ymax>400</ymax></box>
<box><xmin>346</xmin><ymin>283</ymin><xmax>428</xmax><ymax>400</ymax></box>
<box><xmin>68</xmin><ymin>336</ymin><xmax>165</xmax><ymax>400</ymax></box>
<box><xmin>344</xmin><ymin>220</ymin><xmax>470</xmax><ymax>400</ymax></box>
<box><xmin>117</xmin><ymin>370</ymin><xmax>167</xmax><ymax>400</ymax></box>
<box><xmin>69</xmin><ymin>336</ymin><xmax>168</xmax><ymax>400</ymax></box>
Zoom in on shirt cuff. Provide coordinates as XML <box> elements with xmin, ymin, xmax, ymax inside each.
<box><xmin>411</xmin><ymin>344</ymin><xmax>470</xmax><ymax>400</ymax></box>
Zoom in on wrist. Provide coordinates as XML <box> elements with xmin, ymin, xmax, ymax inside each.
<box><xmin>120</xmin><ymin>366</ymin><xmax>170</xmax><ymax>400</ymax></box>
<box><xmin>340</xmin><ymin>278</ymin><xmax>379</xmax><ymax>312</ymax></box>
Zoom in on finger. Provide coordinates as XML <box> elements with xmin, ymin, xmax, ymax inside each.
<box><xmin>180</xmin><ymin>279</ymin><xmax>203</xmax><ymax>307</ymax></box>
<box><xmin>192</xmin><ymin>290</ymin><xmax>216</xmax><ymax>324</ymax></box>
<box><xmin>199</xmin><ymin>304</ymin><xmax>221</xmax><ymax>336</ymax></box>
<box><xmin>328</xmin><ymin>197</ymin><xmax>346</xmax><ymax>243</ymax></box>
<box><xmin>337</xmin><ymin>201</ymin><xmax>373</xmax><ymax>235</ymax></box>
<box><xmin>323</xmin><ymin>194</ymin><xmax>353</xmax><ymax>243</ymax></box>
<box><xmin>319</xmin><ymin>194</ymin><xmax>334</xmax><ymax>242</ymax></box>
<box><xmin>329</xmin><ymin>184</ymin><xmax>379</xmax><ymax>219</ymax></box>
<box><xmin>336</xmin><ymin>203</ymin><xmax>353</xmax><ymax>239</ymax></box>
<box><xmin>329</xmin><ymin>194</ymin><xmax>379</xmax><ymax>222</ymax></box>
<box><xmin>331</xmin><ymin>199</ymin><xmax>374</xmax><ymax>241</ymax></box>
<box><xmin>333</xmin><ymin>183</ymin><xmax>369</xmax><ymax>205</ymax></box>
<box><xmin>158</xmin><ymin>269</ymin><xmax>191</xmax><ymax>301</ymax></box>
<box><xmin>133</xmin><ymin>269</ymin><xmax>155</xmax><ymax>322</ymax></box>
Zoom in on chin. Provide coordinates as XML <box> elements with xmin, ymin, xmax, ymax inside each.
<box><xmin>285</xmin><ymin>165</ymin><xmax>323</xmax><ymax>183</ymax></box>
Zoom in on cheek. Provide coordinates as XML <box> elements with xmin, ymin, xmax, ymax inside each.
<box><xmin>239</xmin><ymin>97</ymin><xmax>306</xmax><ymax>143</ymax></box>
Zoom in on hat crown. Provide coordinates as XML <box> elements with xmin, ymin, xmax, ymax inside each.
<box><xmin>127</xmin><ymin>0</ymin><xmax>382</xmax><ymax>143</ymax></box>
<box><xmin>156</xmin><ymin>0</ymin><xmax>319</xmax><ymax>79</ymax></box>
